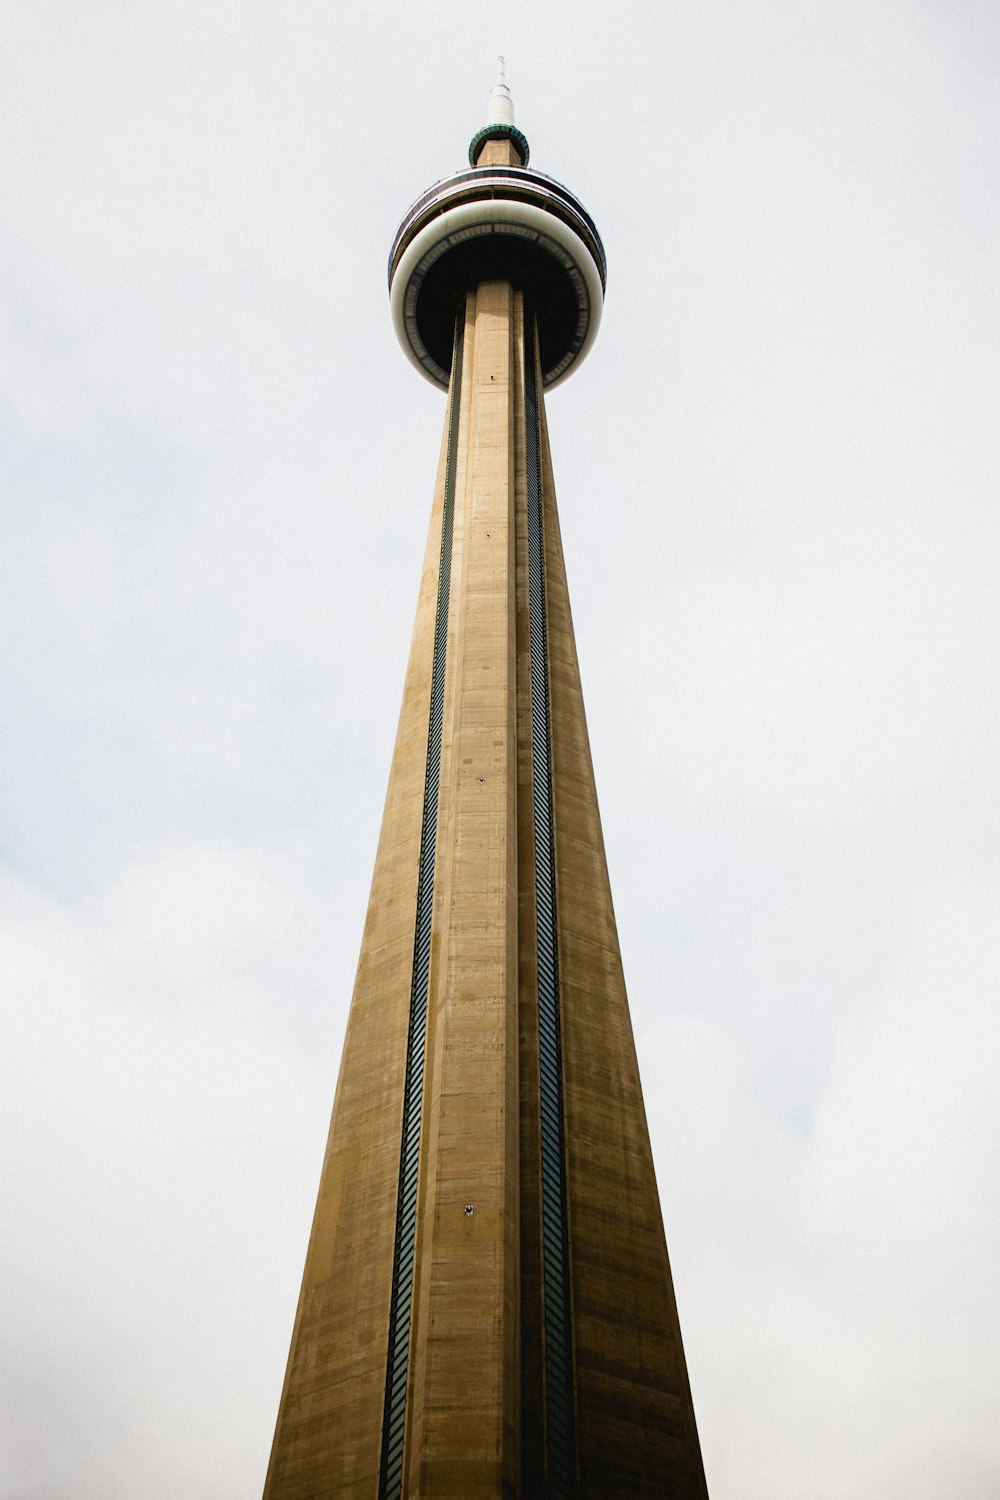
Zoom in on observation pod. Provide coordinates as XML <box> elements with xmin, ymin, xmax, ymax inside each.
<box><xmin>389</xmin><ymin>81</ymin><xmax>606</xmax><ymax>391</ymax></box>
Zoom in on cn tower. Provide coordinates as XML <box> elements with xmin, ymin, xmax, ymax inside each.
<box><xmin>264</xmin><ymin>62</ymin><xmax>708</xmax><ymax>1499</ymax></box>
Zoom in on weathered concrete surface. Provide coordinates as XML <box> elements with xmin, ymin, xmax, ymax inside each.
<box><xmin>262</xmin><ymin>373</ymin><xmax>455</xmax><ymax>1500</ymax></box>
<box><xmin>264</xmin><ymin>287</ymin><xmax>708</xmax><ymax>1498</ymax></box>
<box><xmin>406</xmin><ymin>285</ymin><xmax>521</xmax><ymax>1497</ymax></box>
<box><xmin>537</xmin><ymin>369</ymin><xmax>709</xmax><ymax>1498</ymax></box>
<box><xmin>475</xmin><ymin>137</ymin><xmax>524</xmax><ymax>167</ymax></box>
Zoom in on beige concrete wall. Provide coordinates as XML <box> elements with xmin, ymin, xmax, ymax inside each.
<box><xmin>512</xmin><ymin>299</ymin><xmax>547</xmax><ymax>1492</ymax></box>
<box><xmin>405</xmin><ymin>285</ymin><xmax>521</xmax><ymax>1498</ymax></box>
<box><xmin>536</xmin><ymin>358</ymin><xmax>708</xmax><ymax>1498</ymax></box>
<box><xmin>474</xmin><ymin>138</ymin><xmax>523</xmax><ymax>168</ymax></box>
<box><xmin>265</xmin><ymin>287</ymin><xmax>707</xmax><ymax>1499</ymax></box>
<box><xmin>262</xmin><ymin>372</ymin><xmax>457</xmax><ymax>1500</ymax></box>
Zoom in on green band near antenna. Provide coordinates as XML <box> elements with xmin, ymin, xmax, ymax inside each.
<box><xmin>468</xmin><ymin>122</ymin><xmax>530</xmax><ymax>166</ymax></box>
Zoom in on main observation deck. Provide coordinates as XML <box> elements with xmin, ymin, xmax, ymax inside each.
<box><xmin>389</xmin><ymin>164</ymin><xmax>607</xmax><ymax>391</ymax></box>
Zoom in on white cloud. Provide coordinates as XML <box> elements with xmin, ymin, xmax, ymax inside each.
<box><xmin>0</xmin><ymin>854</ymin><xmax>337</xmax><ymax>1498</ymax></box>
<box><xmin>642</xmin><ymin>875</ymin><xmax>1000</xmax><ymax>1498</ymax></box>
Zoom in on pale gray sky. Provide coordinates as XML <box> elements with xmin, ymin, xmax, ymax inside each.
<box><xmin>2</xmin><ymin>3</ymin><xmax>999</xmax><ymax>1497</ymax></box>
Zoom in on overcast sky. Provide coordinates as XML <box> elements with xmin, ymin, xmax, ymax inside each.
<box><xmin>2</xmin><ymin>3</ymin><xmax>998</xmax><ymax>1497</ymax></box>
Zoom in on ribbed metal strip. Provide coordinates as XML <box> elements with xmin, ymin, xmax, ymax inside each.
<box><xmin>378</xmin><ymin>316</ymin><xmax>465</xmax><ymax>1500</ymax></box>
<box><xmin>525</xmin><ymin>313</ymin><xmax>577</xmax><ymax>1497</ymax></box>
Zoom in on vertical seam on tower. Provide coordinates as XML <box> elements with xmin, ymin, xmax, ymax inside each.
<box><xmin>379</xmin><ymin>316</ymin><xmax>465</xmax><ymax>1500</ymax></box>
<box><xmin>525</xmin><ymin>311</ymin><xmax>578</xmax><ymax>1497</ymax></box>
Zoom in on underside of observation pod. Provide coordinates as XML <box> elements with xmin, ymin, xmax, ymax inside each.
<box><xmin>408</xmin><ymin>233</ymin><xmax>585</xmax><ymax>387</ymax></box>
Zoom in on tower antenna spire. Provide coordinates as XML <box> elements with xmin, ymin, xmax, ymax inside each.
<box><xmin>485</xmin><ymin>54</ymin><xmax>515</xmax><ymax>126</ymax></box>
<box><xmin>468</xmin><ymin>54</ymin><xmax>530</xmax><ymax>166</ymax></box>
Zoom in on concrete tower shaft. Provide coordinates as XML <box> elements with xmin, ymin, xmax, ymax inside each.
<box><xmin>264</xmin><ymin>68</ymin><xmax>708</xmax><ymax>1500</ymax></box>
